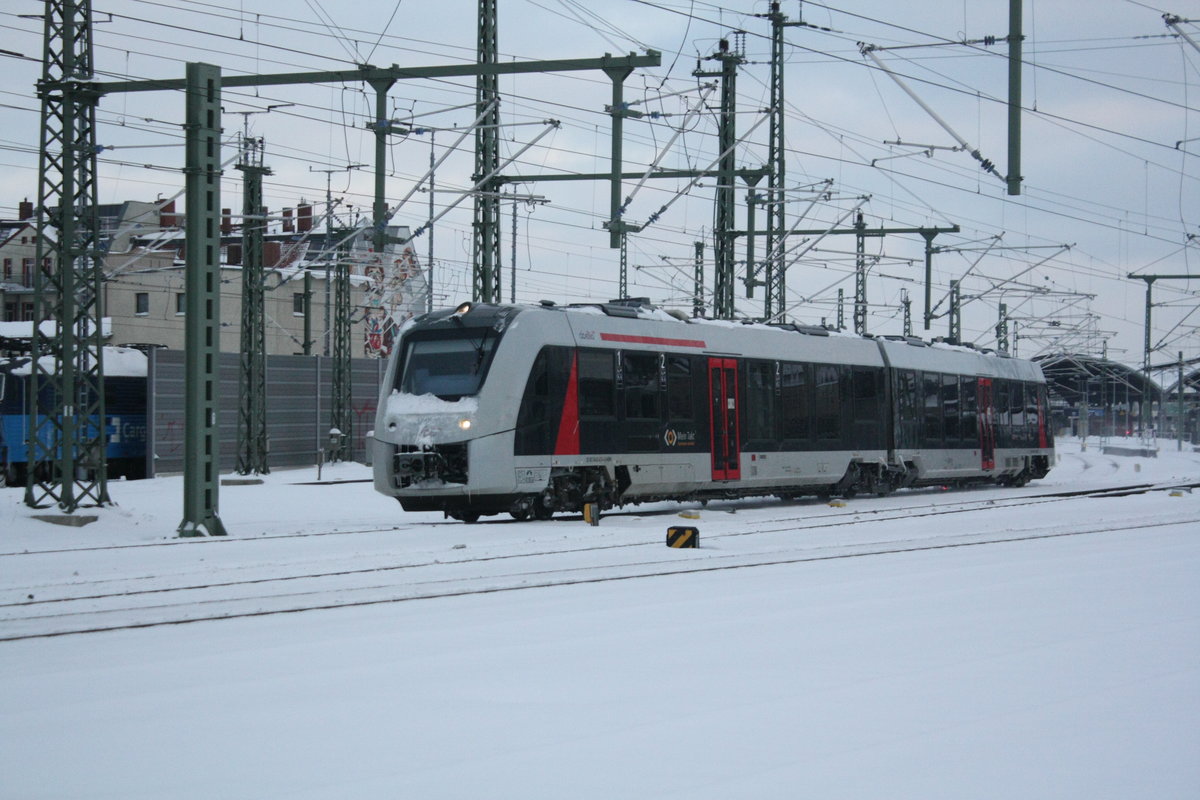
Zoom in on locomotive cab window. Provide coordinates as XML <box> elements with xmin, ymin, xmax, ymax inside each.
<box><xmin>396</xmin><ymin>330</ymin><xmax>499</xmax><ymax>400</ymax></box>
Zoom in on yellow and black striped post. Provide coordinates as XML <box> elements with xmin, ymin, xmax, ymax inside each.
<box><xmin>666</xmin><ymin>526</ymin><xmax>699</xmax><ymax>548</ymax></box>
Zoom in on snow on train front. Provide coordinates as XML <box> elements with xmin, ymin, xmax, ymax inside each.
<box><xmin>370</xmin><ymin>302</ymin><xmax>565</xmax><ymax>522</ymax></box>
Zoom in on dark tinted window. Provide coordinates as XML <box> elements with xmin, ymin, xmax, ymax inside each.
<box><xmin>746</xmin><ymin>361</ymin><xmax>776</xmax><ymax>442</ymax></box>
<box><xmin>942</xmin><ymin>374</ymin><xmax>960</xmax><ymax>441</ymax></box>
<box><xmin>622</xmin><ymin>352</ymin><xmax>660</xmax><ymax>420</ymax></box>
<box><xmin>579</xmin><ymin>350</ymin><xmax>615</xmax><ymax>417</ymax></box>
<box><xmin>852</xmin><ymin>368</ymin><xmax>880</xmax><ymax>421</ymax></box>
<box><xmin>815</xmin><ymin>364</ymin><xmax>840</xmax><ymax>440</ymax></box>
<box><xmin>398</xmin><ymin>331</ymin><xmax>498</xmax><ymax>399</ymax></box>
<box><xmin>781</xmin><ymin>363</ymin><xmax>810</xmax><ymax>442</ymax></box>
<box><xmin>667</xmin><ymin>356</ymin><xmax>694</xmax><ymax>419</ymax></box>
<box><xmin>897</xmin><ymin>370</ymin><xmax>920</xmax><ymax>447</ymax></box>
<box><xmin>961</xmin><ymin>377</ymin><xmax>977</xmax><ymax>444</ymax></box>
<box><xmin>923</xmin><ymin>373</ymin><xmax>942</xmax><ymax>445</ymax></box>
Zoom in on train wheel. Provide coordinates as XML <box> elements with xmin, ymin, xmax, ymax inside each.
<box><xmin>531</xmin><ymin>494</ymin><xmax>554</xmax><ymax>521</ymax></box>
<box><xmin>509</xmin><ymin>503</ymin><xmax>531</xmax><ymax>521</ymax></box>
<box><xmin>451</xmin><ymin>510</ymin><xmax>480</xmax><ymax>524</ymax></box>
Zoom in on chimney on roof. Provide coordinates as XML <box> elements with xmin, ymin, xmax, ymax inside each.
<box><xmin>221</xmin><ymin>208</ymin><xmax>233</xmax><ymax>235</ymax></box>
<box><xmin>283</xmin><ymin>208</ymin><xmax>294</xmax><ymax>233</ymax></box>
<box><xmin>297</xmin><ymin>202</ymin><xmax>312</xmax><ymax>233</ymax></box>
<box><xmin>18</xmin><ymin>199</ymin><xmax>33</xmax><ymax>220</ymax></box>
<box><xmin>160</xmin><ymin>200</ymin><xmax>177</xmax><ymax>228</ymax></box>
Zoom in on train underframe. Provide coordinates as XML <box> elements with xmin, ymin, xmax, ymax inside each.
<box><xmin>390</xmin><ymin>445</ymin><xmax>1053</xmax><ymax>523</ymax></box>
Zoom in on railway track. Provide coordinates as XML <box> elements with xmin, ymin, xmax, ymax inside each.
<box><xmin>2</xmin><ymin>480</ymin><xmax>1195</xmax><ymax>642</ymax></box>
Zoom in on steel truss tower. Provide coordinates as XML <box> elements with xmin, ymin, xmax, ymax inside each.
<box><xmin>329</xmin><ymin>233</ymin><xmax>352</xmax><ymax>462</ymax></box>
<box><xmin>760</xmin><ymin>2</ymin><xmax>802</xmax><ymax>321</ymax></box>
<box><xmin>694</xmin><ymin>38</ymin><xmax>744</xmax><ymax>320</ymax></box>
<box><xmin>27</xmin><ymin>0</ymin><xmax>110</xmax><ymax>511</ymax></box>
<box><xmin>235</xmin><ymin>136</ymin><xmax>271</xmax><ymax>475</ymax></box>
<box><xmin>473</xmin><ymin>0</ymin><xmax>502</xmax><ymax>303</ymax></box>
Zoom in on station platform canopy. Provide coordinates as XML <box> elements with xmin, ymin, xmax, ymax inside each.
<box><xmin>1033</xmin><ymin>353</ymin><xmax>1163</xmax><ymax>405</ymax></box>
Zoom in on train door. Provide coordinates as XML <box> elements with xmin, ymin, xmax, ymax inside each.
<box><xmin>708</xmin><ymin>357</ymin><xmax>741</xmax><ymax>481</ymax></box>
<box><xmin>1036</xmin><ymin>385</ymin><xmax>1049</xmax><ymax>448</ymax></box>
<box><xmin>977</xmin><ymin>377</ymin><xmax>996</xmax><ymax>470</ymax></box>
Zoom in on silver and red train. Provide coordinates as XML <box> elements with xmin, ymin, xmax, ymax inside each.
<box><xmin>371</xmin><ymin>300</ymin><xmax>1053</xmax><ymax>522</ymax></box>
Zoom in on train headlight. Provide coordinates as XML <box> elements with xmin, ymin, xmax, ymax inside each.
<box><xmin>458</xmin><ymin>418</ymin><xmax>473</xmax><ymax>431</ymax></box>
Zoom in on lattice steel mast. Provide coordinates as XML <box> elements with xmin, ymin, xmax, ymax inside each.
<box><xmin>26</xmin><ymin>0</ymin><xmax>110</xmax><ymax>511</ymax></box>
<box><xmin>694</xmin><ymin>37</ymin><xmax>744</xmax><ymax>320</ymax></box>
<box><xmin>235</xmin><ymin>134</ymin><xmax>270</xmax><ymax>476</ymax></box>
<box><xmin>473</xmin><ymin>0</ymin><xmax>502</xmax><ymax>303</ymax></box>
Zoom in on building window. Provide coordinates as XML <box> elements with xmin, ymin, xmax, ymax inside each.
<box><xmin>293</xmin><ymin>292</ymin><xmax>305</xmax><ymax>315</ymax></box>
<box><xmin>2</xmin><ymin>258</ymin><xmax>11</xmax><ymax>280</ymax></box>
<box><xmin>135</xmin><ymin>292</ymin><xmax>149</xmax><ymax>315</ymax></box>
<box><xmin>175</xmin><ymin>292</ymin><xmax>185</xmax><ymax>314</ymax></box>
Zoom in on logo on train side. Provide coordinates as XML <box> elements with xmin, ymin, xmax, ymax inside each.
<box><xmin>664</xmin><ymin>428</ymin><xmax>696</xmax><ymax>447</ymax></box>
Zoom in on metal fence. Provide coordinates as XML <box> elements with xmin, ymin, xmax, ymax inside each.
<box><xmin>148</xmin><ymin>349</ymin><xmax>386</xmax><ymax>476</ymax></box>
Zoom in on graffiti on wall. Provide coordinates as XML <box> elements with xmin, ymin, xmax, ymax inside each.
<box><xmin>351</xmin><ymin>225</ymin><xmax>428</xmax><ymax>359</ymax></box>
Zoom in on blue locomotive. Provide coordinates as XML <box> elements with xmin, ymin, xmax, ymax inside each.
<box><xmin>0</xmin><ymin>348</ymin><xmax>148</xmax><ymax>486</ymax></box>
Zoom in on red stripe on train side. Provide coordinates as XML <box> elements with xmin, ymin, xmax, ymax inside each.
<box><xmin>554</xmin><ymin>351</ymin><xmax>581</xmax><ymax>455</ymax></box>
<box><xmin>599</xmin><ymin>332</ymin><xmax>707</xmax><ymax>348</ymax></box>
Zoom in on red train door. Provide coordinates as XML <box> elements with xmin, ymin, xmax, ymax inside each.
<box><xmin>708</xmin><ymin>357</ymin><xmax>741</xmax><ymax>481</ymax></box>
<box><xmin>977</xmin><ymin>378</ymin><xmax>996</xmax><ymax>470</ymax></box>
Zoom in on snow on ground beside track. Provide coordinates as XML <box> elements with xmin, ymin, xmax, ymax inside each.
<box><xmin>1</xmin><ymin>438</ymin><xmax>1198</xmax><ymax>798</ymax></box>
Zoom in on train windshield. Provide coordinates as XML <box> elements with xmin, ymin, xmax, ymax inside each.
<box><xmin>396</xmin><ymin>330</ymin><xmax>499</xmax><ymax>400</ymax></box>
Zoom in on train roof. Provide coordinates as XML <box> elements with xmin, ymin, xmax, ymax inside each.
<box><xmin>413</xmin><ymin>300</ymin><xmax>1045</xmax><ymax>379</ymax></box>
<box><xmin>1</xmin><ymin>345</ymin><xmax>148</xmax><ymax>377</ymax></box>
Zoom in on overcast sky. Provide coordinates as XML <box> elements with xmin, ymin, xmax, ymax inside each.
<box><xmin>2</xmin><ymin>0</ymin><xmax>1197</xmax><ymax>375</ymax></box>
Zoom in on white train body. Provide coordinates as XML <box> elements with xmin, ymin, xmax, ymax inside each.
<box><xmin>372</xmin><ymin>301</ymin><xmax>1053</xmax><ymax>521</ymax></box>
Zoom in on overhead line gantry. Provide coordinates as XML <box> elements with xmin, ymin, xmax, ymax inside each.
<box><xmin>34</xmin><ymin>0</ymin><xmax>659</xmax><ymax>534</ymax></box>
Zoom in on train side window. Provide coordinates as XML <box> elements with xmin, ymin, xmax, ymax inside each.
<box><xmin>852</xmin><ymin>368</ymin><xmax>880</xmax><ymax>419</ymax></box>
<box><xmin>941</xmin><ymin>374</ymin><xmax>960</xmax><ymax>442</ymax></box>
<box><xmin>896</xmin><ymin>370</ymin><xmax>919</xmax><ymax>447</ymax></box>
<box><xmin>1024</xmin><ymin>382</ymin><xmax>1039</xmax><ymax>439</ymax></box>
<box><xmin>746</xmin><ymin>360</ymin><xmax>776</xmax><ymax>444</ymax></box>
<box><xmin>815</xmin><ymin>364</ymin><xmax>840</xmax><ymax>440</ymax></box>
<box><xmin>515</xmin><ymin>349</ymin><xmax>551</xmax><ymax>454</ymax></box>
<box><xmin>781</xmin><ymin>362</ymin><xmax>810</xmax><ymax>443</ymax></box>
<box><xmin>995</xmin><ymin>380</ymin><xmax>1011</xmax><ymax>429</ymax></box>
<box><xmin>1010</xmin><ymin>382</ymin><xmax>1025</xmax><ymax>439</ymax></box>
<box><xmin>667</xmin><ymin>356</ymin><xmax>694</xmax><ymax>420</ymax></box>
<box><xmin>622</xmin><ymin>352</ymin><xmax>660</xmax><ymax>420</ymax></box>
<box><xmin>579</xmin><ymin>350</ymin><xmax>615</xmax><ymax>417</ymax></box>
<box><xmin>961</xmin><ymin>377</ymin><xmax>978</xmax><ymax>444</ymax></box>
<box><xmin>923</xmin><ymin>372</ymin><xmax>943</xmax><ymax>445</ymax></box>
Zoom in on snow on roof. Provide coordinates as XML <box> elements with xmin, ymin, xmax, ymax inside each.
<box><xmin>7</xmin><ymin>345</ymin><xmax>147</xmax><ymax>377</ymax></box>
<box><xmin>0</xmin><ymin>318</ymin><xmax>113</xmax><ymax>340</ymax></box>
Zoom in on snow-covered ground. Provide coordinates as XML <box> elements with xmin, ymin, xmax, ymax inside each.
<box><xmin>2</xmin><ymin>438</ymin><xmax>1198</xmax><ymax>799</ymax></box>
